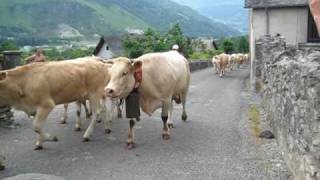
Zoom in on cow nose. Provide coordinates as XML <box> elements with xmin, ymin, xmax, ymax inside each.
<box><xmin>105</xmin><ymin>88</ymin><xmax>114</xmax><ymax>95</ymax></box>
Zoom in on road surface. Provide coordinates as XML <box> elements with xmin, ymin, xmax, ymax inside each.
<box><xmin>0</xmin><ymin>66</ymin><xmax>275</xmax><ymax>180</ymax></box>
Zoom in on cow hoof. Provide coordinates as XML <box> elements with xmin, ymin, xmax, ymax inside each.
<box><xmin>105</xmin><ymin>129</ymin><xmax>112</xmax><ymax>134</ymax></box>
<box><xmin>59</xmin><ymin>120</ymin><xmax>66</xmax><ymax>124</ymax></box>
<box><xmin>126</xmin><ymin>142</ymin><xmax>136</xmax><ymax>150</ymax></box>
<box><xmin>162</xmin><ymin>133</ymin><xmax>170</xmax><ymax>140</ymax></box>
<box><xmin>74</xmin><ymin>127</ymin><xmax>81</xmax><ymax>132</ymax></box>
<box><xmin>0</xmin><ymin>165</ymin><xmax>5</xmax><ymax>171</ymax></box>
<box><xmin>34</xmin><ymin>145</ymin><xmax>43</xmax><ymax>150</ymax></box>
<box><xmin>82</xmin><ymin>138</ymin><xmax>90</xmax><ymax>142</ymax></box>
<box><xmin>168</xmin><ymin>123</ymin><xmax>174</xmax><ymax>129</ymax></box>
<box><xmin>182</xmin><ymin>114</ymin><xmax>188</xmax><ymax>121</ymax></box>
<box><xmin>52</xmin><ymin>136</ymin><xmax>58</xmax><ymax>142</ymax></box>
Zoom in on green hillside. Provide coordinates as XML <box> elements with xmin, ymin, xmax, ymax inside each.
<box><xmin>0</xmin><ymin>0</ymin><xmax>240</xmax><ymax>41</ymax></box>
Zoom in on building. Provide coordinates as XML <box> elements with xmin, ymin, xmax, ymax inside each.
<box><xmin>245</xmin><ymin>0</ymin><xmax>320</xmax><ymax>91</ymax></box>
<box><xmin>93</xmin><ymin>36</ymin><xmax>122</xmax><ymax>59</ymax></box>
<box><xmin>192</xmin><ymin>37</ymin><xmax>218</xmax><ymax>52</ymax></box>
<box><xmin>246</xmin><ymin>0</ymin><xmax>320</xmax><ymax>46</ymax></box>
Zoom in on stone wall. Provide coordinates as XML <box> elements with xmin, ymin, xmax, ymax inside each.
<box><xmin>0</xmin><ymin>54</ymin><xmax>14</xmax><ymax>126</ymax></box>
<box><xmin>257</xmin><ymin>36</ymin><xmax>320</xmax><ymax>180</ymax></box>
<box><xmin>189</xmin><ymin>60</ymin><xmax>212</xmax><ymax>72</ymax></box>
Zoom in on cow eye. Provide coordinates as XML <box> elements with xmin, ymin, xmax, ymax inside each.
<box><xmin>122</xmin><ymin>72</ymin><xmax>128</xmax><ymax>76</ymax></box>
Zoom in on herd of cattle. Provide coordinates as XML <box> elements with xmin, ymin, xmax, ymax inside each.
<box><xmin>0</xmin><ymin>50</ymin><xmax>190</xmax><ymax>150</ymax></box>
<box><xmin>0</xmin><ymin>50</ymin><xmax>248</xmax><ymax>151</ymax></box>
<box><xmin>212</xmin><ymin>53</ymin><xmax>249</xmax><ymax>77</ymax></box>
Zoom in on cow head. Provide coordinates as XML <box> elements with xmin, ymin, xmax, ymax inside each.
<box><xmin>0</xmin><ymin>71</ymin><xmax>7</xmax><ymax>81</ymax></box>
<box><xmin>0</xmin><ymin>71</ymin><xmax>23</xmax><ymax>106</ymax></box>
<box><xmin>104</xmin><ymin>57</ymin><xmax>142</xmax><ymax>99</ymax></box>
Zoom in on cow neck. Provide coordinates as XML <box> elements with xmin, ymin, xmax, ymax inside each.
<box><xmin>129</xmin><ymin>59</ymin><xmax>142</xmax><ymax>93</ymax></box>
<box><xmin>132</xmin><ymin>68</ymin><xmax>142</xmax><ymax>93</ymax></box>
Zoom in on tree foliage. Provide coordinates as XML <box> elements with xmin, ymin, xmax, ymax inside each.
<box><xmin>220</xmin><ymin>38</ymin><xmax>234</xmax><ymax>54</ymax></box>
<box><xmin>0</xmin><ymin>40</ymin><xmax>19</xmax><ymax>52</ymax></box>
<box><xmin>122</xmin><ymin>24</ymin><xmax>193</xmax><ymax>58</ymax></box>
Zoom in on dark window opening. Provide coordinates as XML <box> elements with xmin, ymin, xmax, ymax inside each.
<box><xmin>308</xmin><ymin>9</ymin><xmax>320</xmax><ymax>43</ymax></box>
<box><xmin>106</xmin><ymin>46</ymin><xmax>109</xmax><ymax>50</ymax></box>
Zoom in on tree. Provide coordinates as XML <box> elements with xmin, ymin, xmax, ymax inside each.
<box><xmin>122</xmin><ymin>24</ymin><xmax>193</xmax><ymax>58</ymax></box>
<box><xmin>0</xmin><ymin>40</ymin><xmax>19</xmax><ymax>52</ymax></box>
<box><xmin>238</xmin><ymin>36</ymin><xmax>249</xmax><ymax>53</ymax></box>
<box><xmin>220</xmin><ymin>38</ymin><xmax>234</xmax><ymax>54</ymax></box>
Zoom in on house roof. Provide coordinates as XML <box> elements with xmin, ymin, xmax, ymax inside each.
<box><xmin>245</xmin><ymin>0</ymin><xmax>308</xmax><ymax>8</ymax></box>
<box><xmin>93</xmin><ymin>36</ymin><xmax>122</xmax><ymax>56</ymax></box>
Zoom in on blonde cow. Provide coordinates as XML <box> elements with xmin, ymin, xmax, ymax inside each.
<box><xmin>0</xmin><ymin>57</ymin><xmax>113</xmax><ymax>150</ymax></box>
<box><xmin>104</xmin><ymin>50</ymin><xmax>190</xmax><ymax>149</ymax></box>
<box><xmin>212</xmin><ymin>53</ymin><xmax>229</xmax><ymax>77</ymax></box>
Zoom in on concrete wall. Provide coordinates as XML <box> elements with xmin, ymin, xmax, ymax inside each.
<box><xmin>251</xmin><ymin>7</ymin><xmax>308</xmax><ymax>46</ymax></box>
<box><xmin>257</xmin><ymin>36</ymin><xmax>320</xmax><ymax>180</ymax></box>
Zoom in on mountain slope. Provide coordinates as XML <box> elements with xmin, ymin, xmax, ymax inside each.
<box><xmin>172</xmin><ymin>0</ymin><xmax>248</xmax><ymax>33</ymax></box>
<box><xmin>0</xmin><ymin>0</ymin><xmax>240</xmax><ymax>39</ymax></box>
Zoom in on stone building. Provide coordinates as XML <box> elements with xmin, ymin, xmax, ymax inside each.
<box><xmin>246</xmin><ymin>0</ymin><xmax>320</xmax><ymax>46</ymax></box>
<box><xmin>245</xmin><ymin>0</ymin><xmax>320</xmax><ymax>90</ymax></box>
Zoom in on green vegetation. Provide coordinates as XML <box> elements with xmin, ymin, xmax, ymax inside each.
<box><xmin>220</xmin><ymin>39</ymin><xmax>234</xmax><ymax>54</ymax></box>
<box><xmin>219</xmin><ymin>36</ymin><xmax>249</xmax><ymax>54</ymax></box>
<box><xmin>122</xmin><ymin>24</ymin><xmax>193</xmax><ymax>58</ymax></box>
<box><xmin>0</xmin><ymin>0</ymin><xmax>239</xmax><ymax>44</ymax></box>
<box><xmin>21</xmin><ymin>47</ymin><xmax>95</xmax><ymax>63</ymax></box>
<box><xmin>0</xmin><ymin>40</ymin><xmax>19</xmax><ymax>52</ymax></box>
<box><xmin>122</xmin><ymin>24</ymin><xmax>248</xmax><ymax>61</ymax></box>
<box><xmin>248</xmin><ymin>105</ymin><xmax>262</xmax><ymax>139</ymax></box>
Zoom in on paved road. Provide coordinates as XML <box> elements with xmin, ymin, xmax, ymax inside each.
<box><xmin>0</xmin><ymin>66</ymin><xmax>269</xmax><ymax>180</ymax></box>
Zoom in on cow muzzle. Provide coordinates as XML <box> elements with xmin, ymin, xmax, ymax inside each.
<box><xmin>105</xmin><ymin>87</ymin><xmax>116</xmax><ymax>97</ymax></box>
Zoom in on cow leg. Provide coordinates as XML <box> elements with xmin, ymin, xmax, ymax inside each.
<box><xmin>33</xmin><ymin>106</ymin><xmax>57</xmax><ymax>150</ymax></box>
<box><xmin>60</xmin><ymin>104</ymin><xmax>68</xmax><ymax>124</ymax></box>
<box><xmin>117</xmin><ymin>99</ymin><xmax>123</xmax><ymax>118</ymax></box>
<box><xmin>126</xmin><ymin>119</ymin><xmax>136</xmax><ymax>149</ymax></box>
<box><xmin>167</xmin><ymin>101</ymin><xmax>174</xmax><ymax>128</ymax></box>
<box><xmin>83</xmin><ymin>100</ymin><xmax>91</xmax><ymax>120</ymax></box>
<box><xmin>161</xmin><ymin>101</ymin><xmax>170</xmax><ymax>140</ymax></box>
<box><xmin>83</xmin><ymin>97</ymin><xmax>102</xmax><ymax>141</ymax></box>
<box><xmin>181</xmin><ymin>92</ymin><xmax>188</xmax><ymax>121</ymax></box>
<box><xmin>214</xmin><ymin>64</ymin><xmax>219</xmax><ymax>74</ymax></box>
<box><xmin>102</xmin><ymin>98</ymin><xmax>113</xmax><ymax>134</ymax></box>
<box><xmin>219</xmin><ymin>67</ymin><xmax>223</xmax><ymax>78</ymax></box>
<box><xmin>75</xmin><ymin>101</ymin><xmax>82</xmax><ymax>131</ymax></box>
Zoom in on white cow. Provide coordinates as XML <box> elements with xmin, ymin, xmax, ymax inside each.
<box><xmin>104</xmin><ymin>50</ymin><xmax>190</xmax><ymax>149</ymax></box>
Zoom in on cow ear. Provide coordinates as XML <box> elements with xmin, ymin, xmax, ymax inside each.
<box><xmin>133</xmin><ymin>60</ymin><xmax>142</xmax><ymax>72</ymax></box>
<box><xmin>103</xmin><ymin>59</ymin><xmax>114</xmax><ymax>65</ymax></box>
<box><xmin>0</xmin><ymin>72</ymin><xmax>7</xmax><ymax>81</ymax></box>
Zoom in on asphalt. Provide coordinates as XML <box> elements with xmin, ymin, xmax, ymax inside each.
<box><xmin>0</xmin><ymin>66</ymin><xmax>273</xmax><ymax>180</ymax></box>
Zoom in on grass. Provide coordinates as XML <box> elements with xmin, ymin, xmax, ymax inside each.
<box><xmin>248</xmin><ymin>105</ymin><xmax>262</xmax><ymax>143</ymax></box>
<box><xmin>255</xmin><ymin>80</ymin><xmax>262</xmax><ymax>92</ymax></box>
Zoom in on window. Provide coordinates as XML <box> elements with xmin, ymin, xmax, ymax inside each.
<box><xmin>308</xmin><ymin>9</ymin><xmax>320</xmax><ymax>43</ymax></box>
<box><xmin>106</xmin><ymin>46</ymin><xmax>109</xmax><ymax>50</ymax></box>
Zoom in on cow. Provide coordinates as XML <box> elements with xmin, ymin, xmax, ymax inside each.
<box><xmin>234</xmin><ymin>53</ymin><xmax>246</xmax><ymax>67</ymax></box>
<box><xmin>60</xmin><ymin>97</ymin><xmax>122</xmax><ymax>134</ymax></box>
<box><xmin>0</xmin><ymin>57</ymin><xmax>112</xmax><ymax>150</ymax></box>
<box><xmin>60</xmin><ymin>101</ymin><xmax>91</xmax><ymax>129</ymax></box>
<box><xmin>228</xmin><ymin>54</ymin><xmax>237</xmax><ymax>71</ymax></box>
<box><xmin>212</xmin><ymin>53</ymin><xmax>229</xmax><ymax>77</ymax></box>
<box><xmin>104</xmin><ymin>50</ymin><xmax>190</xmax><ymax>149</ymax></box>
